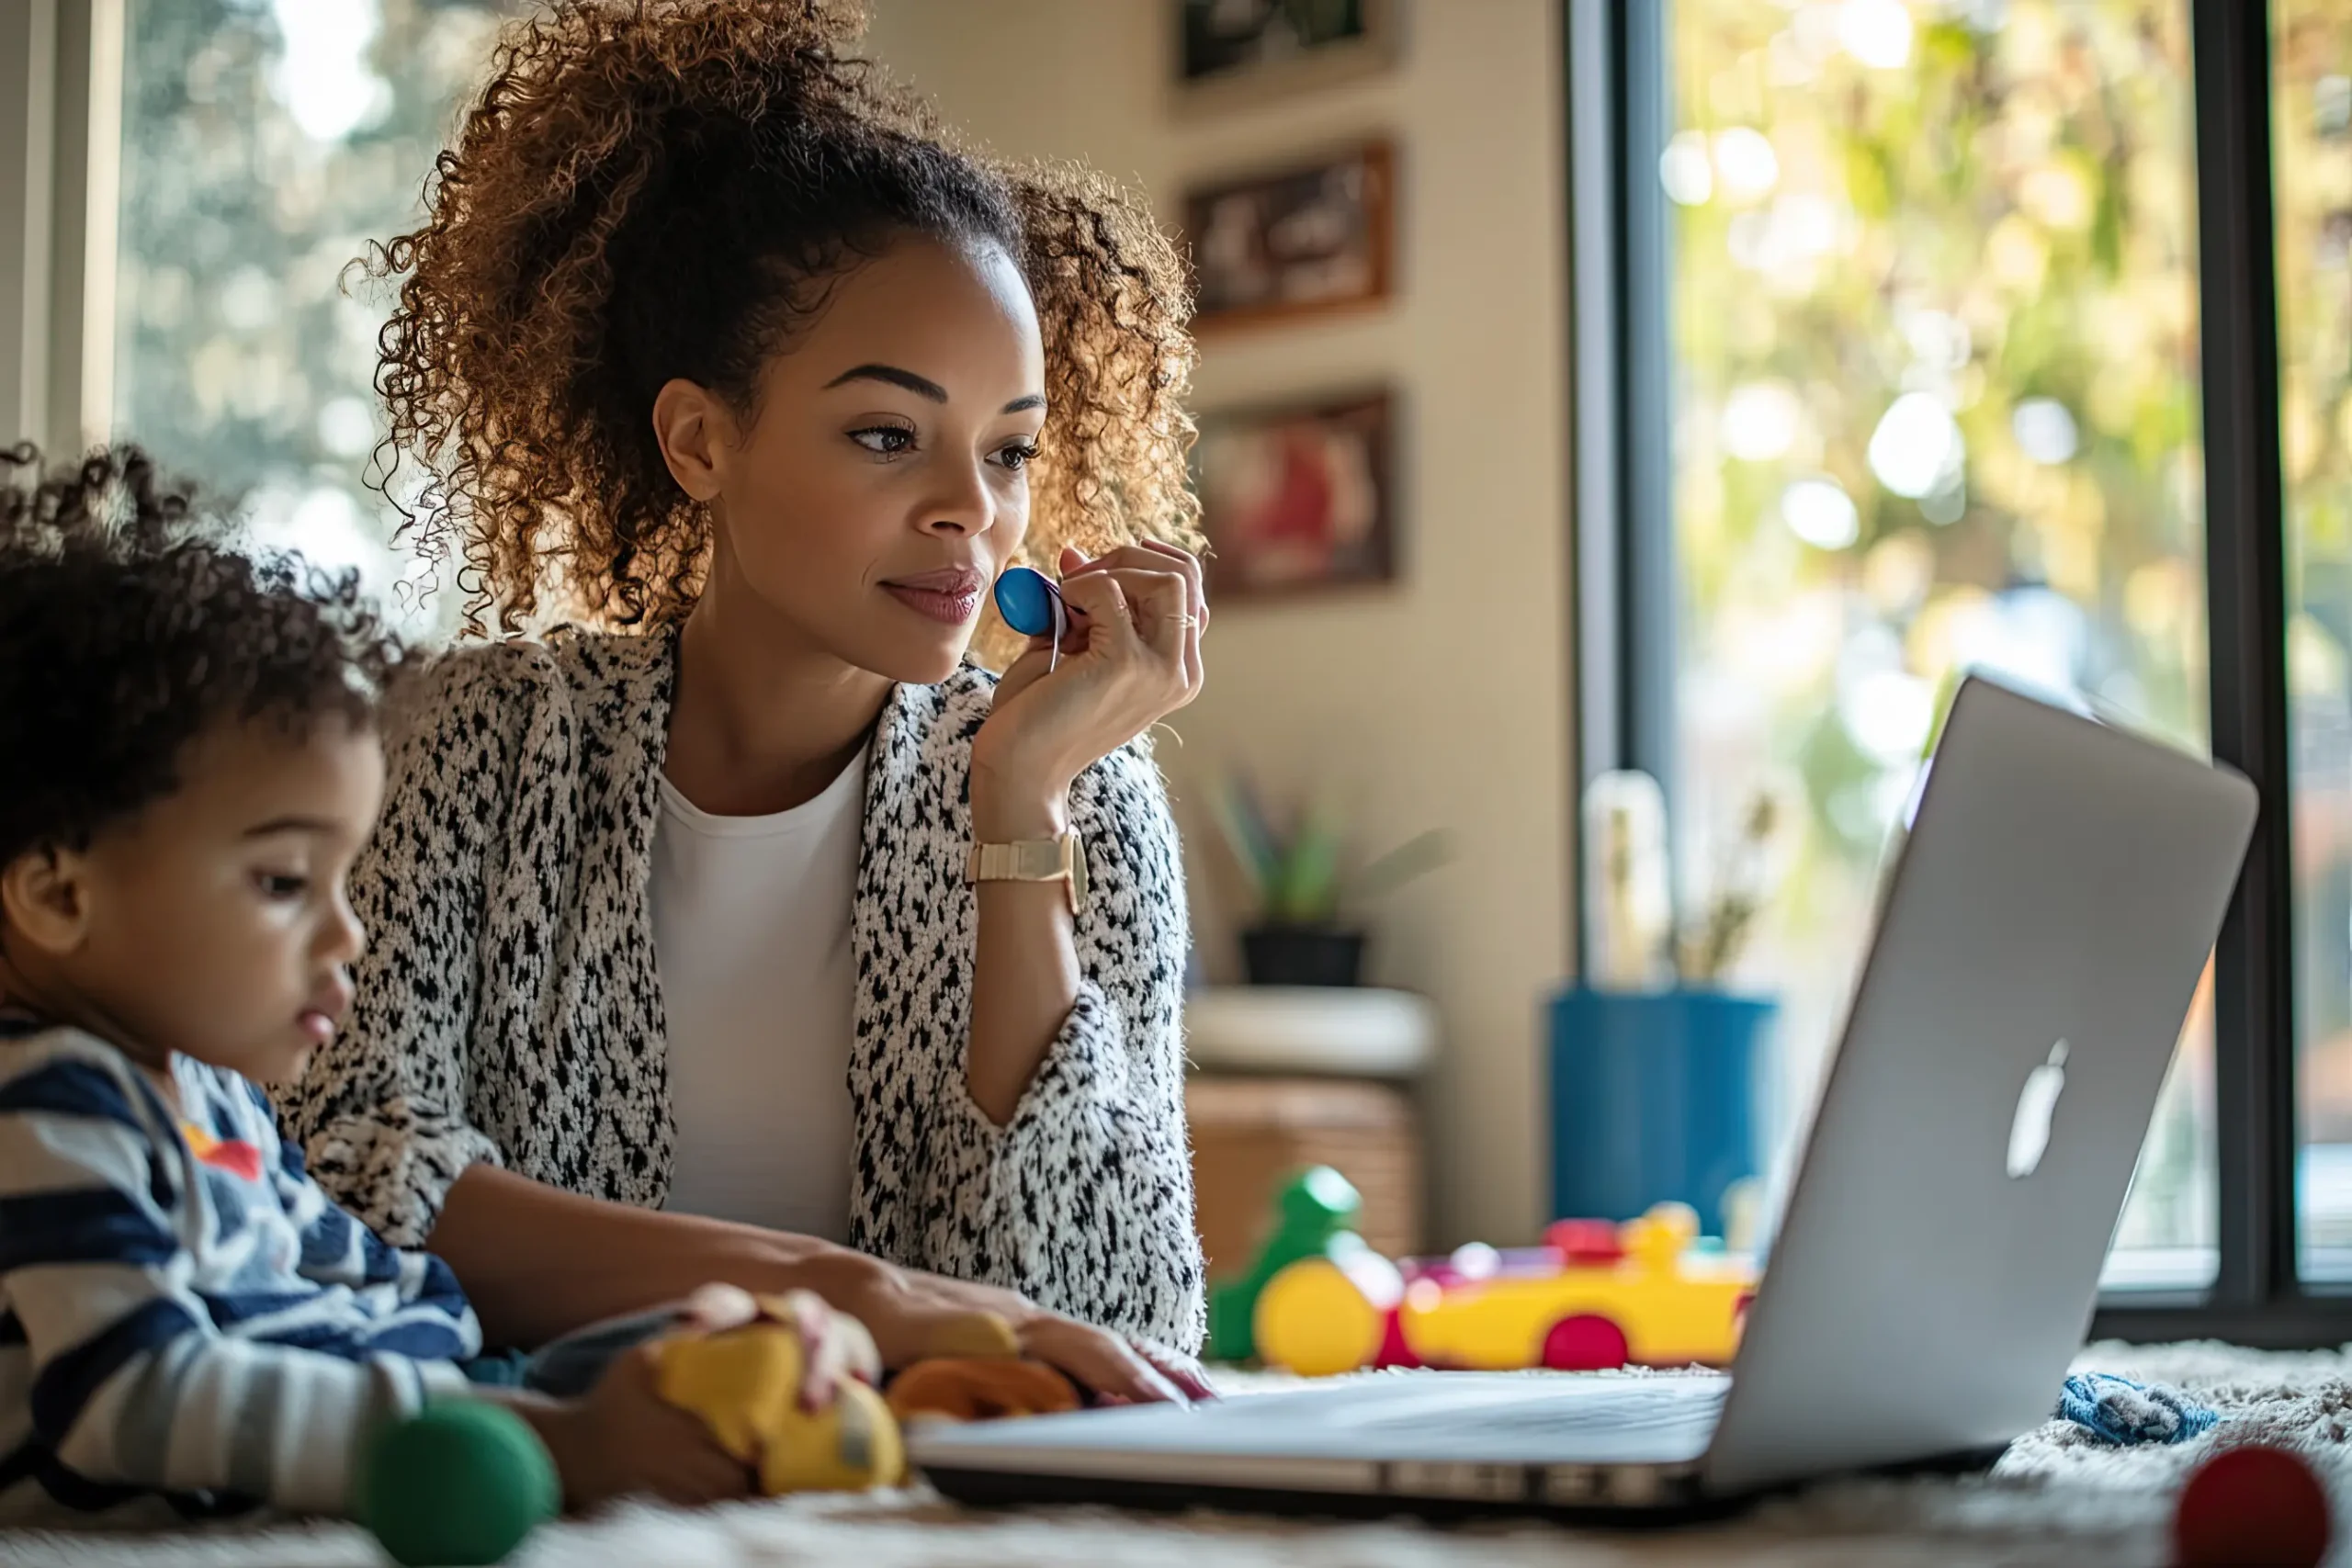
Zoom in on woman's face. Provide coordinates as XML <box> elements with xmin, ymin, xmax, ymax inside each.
<box><xmin>670</xmin><ymin>235</ymin><xmax>1047</xmax><ymax>684</ymax></box>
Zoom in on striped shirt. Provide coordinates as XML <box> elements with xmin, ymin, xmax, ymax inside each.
<box><xmin>0</xmin><ymin>1015</ymin><xmax>481</xmax><ymax>1524</ymax></box>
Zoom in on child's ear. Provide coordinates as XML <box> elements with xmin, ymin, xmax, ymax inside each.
<box><xmin>0</xmin><ymin>846</ymin><xmax>93</xmax><ymax>956</ymax></box>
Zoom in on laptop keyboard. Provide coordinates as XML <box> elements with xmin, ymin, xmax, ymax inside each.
<box><xmin>912</xmin><ymin>1371</ymin><xmax>1732</xmax><ymax>1469</ymax></box>
<box><xmin>1346</xmin><ymin>1377</ymin><xmax>1730</xmax><ymax>1435</ymax></box>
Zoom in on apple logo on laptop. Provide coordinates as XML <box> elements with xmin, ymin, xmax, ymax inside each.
<box><xmin>2007</xmin><ymin>1040</ymin><xmax>2069</xmax><ymax>1179</ymax></box>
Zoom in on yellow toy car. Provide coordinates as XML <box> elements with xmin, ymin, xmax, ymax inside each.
<box><xmin>1254</xmin><ymin>1201</ymin><xmax>1756</xmax><ymax>1378</ymax></box>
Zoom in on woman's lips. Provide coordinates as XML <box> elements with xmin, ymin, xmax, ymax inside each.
<box><xmin>884</xmin><ymin>572</ymin><xmax>985</xmax><ymax>626</ymax></box>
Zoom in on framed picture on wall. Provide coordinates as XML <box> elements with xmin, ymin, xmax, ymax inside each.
<box><xmin>1174</xmin><ymin>0</ymin><xmax>1401</xmax><ymax>111</ymax></box>
<box><xmin>1194</xmin><ymin>388</ymin><xmax>1397</xmax><ymax>599</ymax></box>
<box><xmin>1183</xmin><ymin>140</ymin><xmax>1396</xmax><ymax>333</ymax></box>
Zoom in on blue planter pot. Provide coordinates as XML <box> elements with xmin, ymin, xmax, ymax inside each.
<box><xmin>1547</xmin><ymin>987</ymin><xmax>1774</xmax><ymax>1239</ymax></box>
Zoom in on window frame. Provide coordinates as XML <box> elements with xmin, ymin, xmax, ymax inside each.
<box><xmin>0</xmin><ymin>0</ymin><xmax>120</xmax><ymax>462</ymax></box>
<box><xmin>1565</xmin><ymin>0</ymin><xmax>2346</xmax><ymax>1343</ymax></box>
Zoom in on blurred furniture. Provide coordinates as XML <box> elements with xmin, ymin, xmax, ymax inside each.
<box><xmin>1185</xmin><ymin>985</ymin><xmax>1436</xmax><ymax>1077</ymax></box>
<box><xmin>1184</xmin><ymin>986</ymin><xmax>1437</xmax><ymax>1277</ymax></box>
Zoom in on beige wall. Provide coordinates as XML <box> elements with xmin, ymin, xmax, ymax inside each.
<box><xmin>865</xmin><ymin>0</ymin><xmax>1574</xmax><ymax>1248</ymax></box>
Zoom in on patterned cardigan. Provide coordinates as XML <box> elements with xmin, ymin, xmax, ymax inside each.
<box><xmin>279</xmin><ymin>627</ymin><xmax>1205</xmax><ymax>1353</ymax></box>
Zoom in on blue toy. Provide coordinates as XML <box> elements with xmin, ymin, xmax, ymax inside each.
<box><xmin>994</xmin><ymin>566</ymin><xmax>1090</xmax><ymax>671</ymax></box>
<box><xmin>2057</xmin><ymin>1371</ymin><xmax>2219</xmax><ymax>1445</ymax></box>
<box><xmin>992</xmin><ymin>566</ymin><xmax>1064</xmax><ymax>637</ymax></box>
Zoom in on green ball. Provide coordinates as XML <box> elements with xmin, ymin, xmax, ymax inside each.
<box><xmin>355</xmin><ymin>1401</ymin><xmax>559</xmax><ymax>1567</ymax></box>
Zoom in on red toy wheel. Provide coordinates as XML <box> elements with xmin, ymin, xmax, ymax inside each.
<box><xmin>1374</xmin><ymin>1307</ymin><xmax>1422</xmax><ymax>1370</ymax></box>
<box><xmin>1541</xmin><ymin>1314</ymin><xmax>1630</xmax><ymax>1371</ymax></box>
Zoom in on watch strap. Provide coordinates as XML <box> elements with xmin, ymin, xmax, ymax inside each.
<box><xmin>965</xmin><ymin>830</ymin><xmax>1088</xmax><ymax>914</ymax></box>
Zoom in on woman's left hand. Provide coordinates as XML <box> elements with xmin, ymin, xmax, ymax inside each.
<box><xmin>812</xmin><ymin>1249</ymin><xmax>1217</xmax><ymax>1406</ymax></box>
<box><xmin>972</xmin><ymin>542</ymin><xmax>1207</xmax><ymax>821</ymax></box>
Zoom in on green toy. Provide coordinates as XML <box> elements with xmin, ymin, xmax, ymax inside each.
<box><xmin>1206</xmin><ymin>1166</ymin><xmax>1368</xmax><ymax>1362</ymax></box>
<box><xmin>355</xmin><ymin>1401</ymin><xmax>559</xmax><ymax>1567</ymax></box>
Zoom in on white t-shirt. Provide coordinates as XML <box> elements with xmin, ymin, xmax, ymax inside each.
<box><xmin>649</xmin><ymin>744</ymin><xmax>868</xmax><ymax>1240</ymax></box>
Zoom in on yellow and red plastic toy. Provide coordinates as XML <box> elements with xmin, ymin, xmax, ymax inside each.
<box><xmin>1212</xmin><ymin>1168</ymin><xmax>1757</xmax><ymax>1377</ymax></box>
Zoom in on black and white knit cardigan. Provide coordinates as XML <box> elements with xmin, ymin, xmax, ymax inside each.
<box><xmin>280</xmin><ymin>626</ymin><xmax>1205</xmax><ymax>1352</ymax></box>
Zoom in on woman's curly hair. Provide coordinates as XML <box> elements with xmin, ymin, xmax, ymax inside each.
<box><xmin>0</xmin><ymin>443</ymin><xmax>406</xmax><ymax>869</ymax></box>
<box><xmin>368</xmin><ymin>0</ymin><xmax>1201</xmax><ymax>645</ymax></box>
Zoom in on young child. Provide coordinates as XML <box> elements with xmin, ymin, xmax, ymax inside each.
<box><xmin>0</xmin><ymin>444</ymin><xmax>795</xmax><ymax>1525</ymax></box>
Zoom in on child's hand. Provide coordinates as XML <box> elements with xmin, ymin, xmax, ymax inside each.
<box><xmin>518</xmin><ymin>1284</ymin><xmax>888</xmax><ymax>1510</ymax></box>
<box><xmin>531</xmin><ymin>1350</ymin><xmax>752</xmax><ymax>1510</ymax></box>
<box><xmin>520</xmin><ymin>1329</ymin><xmax>758</xmax><ymax>1511</ymax></box>
<box><xmin>756</xmin><ymin>1285</ymin><xmax>883</xmax><ymax>1413</ymax></box>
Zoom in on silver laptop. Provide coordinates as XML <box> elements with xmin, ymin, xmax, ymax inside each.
<box><xmin>910</xmin><ymin>674</ymin><xmax>2259</xmax><ymax>1518</ymax></box>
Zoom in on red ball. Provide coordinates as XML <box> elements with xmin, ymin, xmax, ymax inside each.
<box><xmin>2174</xmin><ymin>1444</ymin><xmax>2331</xmax><ymax>1567</ymax></box>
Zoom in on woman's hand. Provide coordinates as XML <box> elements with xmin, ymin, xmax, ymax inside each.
<box><xmin>424</xmin><ymin>1170</ymin><xmax>1213</xmax><ymax>1407</ymax></box>
<box><xmin>813</xmin><ymin>1248</ymin><xmax>1216</xmax><ymax>1406</ymax></box>
<box><xmin>971</xmin><ymin>542</ymin><xmax>1207</xmax><ymax>832</ymax></box>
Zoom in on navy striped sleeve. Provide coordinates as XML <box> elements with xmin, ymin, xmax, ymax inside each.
<box><xmin>0</xmin><ymin>1056</ymin><xmax>175</xmax><ymax>1211</ymax></box>
<box><xmin>0</xmin><ymin>1189</ymin><xmax>178</xmax><ymax>1274</ymax></box>
<box><xmin>28</xmin><ymin>1297</ymin><xmax>198</xmax><ymax>1443</ymax></box>
<box><xmin>0</xmin><ymin>1061</ymin><xmax>150</xmax><ymax>1134</ymax></box>
<box><xmin>0</xmin><ymin>1032</ymin><xmax>485</xmax><ymax>1515</ymax></box>
<box><xmin>356</xmin><ymin>1227</ymin><xmax>407</xmax><ymax>1287</ymax></box>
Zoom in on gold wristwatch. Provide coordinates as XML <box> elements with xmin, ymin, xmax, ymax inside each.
<box><xmin>965</xmin><ymin>830</ymin><xmax>1088</xmax><ymax>916</ymax></box>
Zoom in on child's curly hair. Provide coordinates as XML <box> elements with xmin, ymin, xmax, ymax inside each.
<box><xmin>368</xmin><ymin>0</ymin><xmax>1201</xmax><ymax>643</ymax></box>
<box><xmin>0</xmin><ymin>444</ymin><xmax>407</xmax><ymax>870</ymax></box>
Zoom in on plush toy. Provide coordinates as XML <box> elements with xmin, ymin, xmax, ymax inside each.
<box><xmin>650</xmin><ymin>1292</ymin><xmax>907</xmax><ymax>1494</ymax></box>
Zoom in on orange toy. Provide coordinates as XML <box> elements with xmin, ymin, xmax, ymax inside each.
<box><xmin>884</xmin><ymin>1310</ymin><xmax>1082</xmax><ymax>1424</ymax></box>
<box><xmin>1255</xmin><ymin>1201</ymin><xmax>1756</xmax><ymax>1376</ymax></box>
<box><xmin>887</xmin><ymin>1359</ymin><xmax>1081</xmax><ymax>1424</ymax></box>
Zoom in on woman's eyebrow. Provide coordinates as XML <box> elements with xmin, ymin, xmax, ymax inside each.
<box><xmin>825</xmin><ymin>363</ymin><xmax>1046</xmax><ymax>415</ymax></box>
<box><xmin>825</xmin><ymin>363</ymin><xmax>948</xmax><ymax>401</ymax></box>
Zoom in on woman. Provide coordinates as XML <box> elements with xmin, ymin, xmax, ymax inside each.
<box><xmin>282</xmin><ymin>0</ymin><xmax>1212</xmax><ymax>1410</ymax></box>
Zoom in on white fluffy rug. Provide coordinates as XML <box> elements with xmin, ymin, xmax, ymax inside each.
<box><xmin>7</xmin><ymin>1342</ymin><xmax>2352</xmax><ymax>1568</ymax></box>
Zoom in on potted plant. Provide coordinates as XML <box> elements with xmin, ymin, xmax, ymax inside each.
<box><xmin>1553</xmin><ymin>772</ymin><xmax>1794</xmax><ymax>1238</ymax></box>
<box><xmin>1207</xmin><ymin>775</ymin><xmax>1450</xmax><ymax>987</ymax></box>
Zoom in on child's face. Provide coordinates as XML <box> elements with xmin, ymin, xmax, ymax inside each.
<box><xmin>25</xmin><ymin>716</ymin><xmax>383</xmax><ymax>1084</ymax></box>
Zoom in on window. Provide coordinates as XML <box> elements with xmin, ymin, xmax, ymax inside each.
<box><xmin>109</xmin><ymin>0</ymin><xmax>513</xmax><ymax>636</ymax></box>
<box><xmin>1575</xmin><ymin>0</ymin><xmax>2329</xmax><ymax>1335</ymax></box>
<box><xmin>2274</xmin><ymin>0</ymin><xmax>2352</xmax><ymax>1282</ymax></box>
